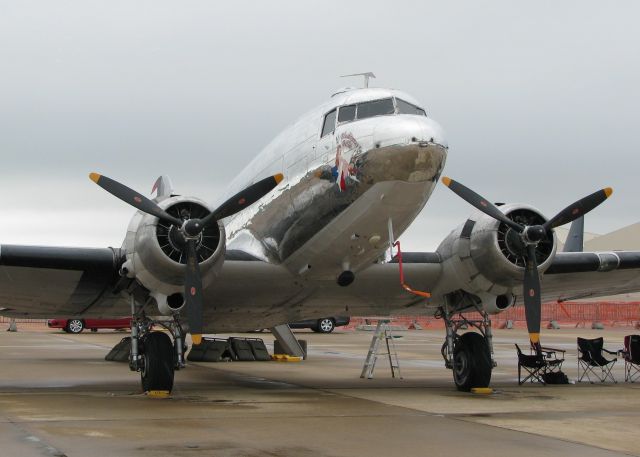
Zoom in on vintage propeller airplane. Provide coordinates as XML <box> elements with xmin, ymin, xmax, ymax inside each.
<box><xmin>2</xmin><ymin>83</ymin><xmax>639</xmax><ymax>392</ymax></box>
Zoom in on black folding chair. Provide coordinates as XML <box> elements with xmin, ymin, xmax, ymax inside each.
<box><xmin>623</xmin><ymin>335</ymin><xmax>640</xmax><ymax>383</ymax></box>
<box><xmin>537</xmin><ymin>344</ymin><xmax>566</xmax><ymax>378</ymax></box>
<box><xmin>515</xmin><ymin>344</ymin><xmax>546</xmax><ymax>385</ymax></box>
<box><xmin>577</xmin><ymin>337</ymin><xmax>617</xmax><ymax>383</ymax></box>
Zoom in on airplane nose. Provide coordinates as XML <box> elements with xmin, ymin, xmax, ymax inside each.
<box><xmin>373</xmin><ymin>116</ymin><xmax>447</xmax><ymax>149</ymax></box>
<box><xmin>364</xmin><ymin>116</ymin><xmax>448</xmax><ymax>183</ymax></box>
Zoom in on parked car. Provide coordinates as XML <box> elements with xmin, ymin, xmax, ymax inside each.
<box><xmin>289</xmin><ymin>316</ymin><xmax>350</xmax><ymax>333</ymax></box>
<box><xmin>47</xmin><ymin>317</ymin><xmax>131</xmax><ymax>334</ymax></box>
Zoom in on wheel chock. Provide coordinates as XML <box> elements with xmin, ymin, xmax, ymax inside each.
<box><xmin>470</xmin><ymin>387</ymin><xmax>493</xmax><ymax>395</ymax></box>
<box><xmin>146</xmin><ymin>390</ymin><xmax>171</xmax><ymax>398</ymax></box>
<box><xmin>105</xmin><ymin>337</ymin><xmax>131</xmax><ymax>362</ymax></box>
<box><xmin>271</xmin><ymin>354</ymin><xmax>302</xmax><ymax>362</ymax></box>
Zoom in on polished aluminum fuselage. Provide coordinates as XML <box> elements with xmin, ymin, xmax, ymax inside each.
<box><xmin>3</xmin><ymin>88</ymin><xmax>639</xmax><ymax>333</ymax></box>
<box><xmin>222</xmin><ymin>88</ymin><xmax>448</xmax><ymax>279</ymax></box>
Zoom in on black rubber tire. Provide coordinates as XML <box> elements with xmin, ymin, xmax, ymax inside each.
<box><xmin>452</xmin><ymin>332</ymin><xmax>492</xmax><ymax>392</ymax></box>
<box><xmin>316</xmin><ymin>318</ymin><xmax>335</xmax><ymax>333</ymax></box>
<box><xmin>140</xmin><ymin>332</ymin><xmax>175</xmax><ymax>393</ymax></box>
<box><xmin>66</xmin><ymin>319</ymin><xmax>84</xmax><ymax>334</ymax></box>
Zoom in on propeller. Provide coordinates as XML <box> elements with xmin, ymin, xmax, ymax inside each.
<box><xmin>442</xmin><ymin>177</ymin><xmax>612</xmax><ymax>347</ymax></box>
<box><xmin>90</xmin><ymin>172</ymin><xmax>284</xmax><ymax>345</ymax></box>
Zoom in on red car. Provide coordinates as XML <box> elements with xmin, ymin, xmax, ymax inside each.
<box><xmin>47</xmin><ymin>317</ymin><xmax>131</xmax><ymax>334</ymax></box>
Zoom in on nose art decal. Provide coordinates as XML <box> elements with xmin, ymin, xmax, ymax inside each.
<box><xmin>331</xmin><ymin>132</ymin><xmax>361</xmax><ymax>191</ymax></box>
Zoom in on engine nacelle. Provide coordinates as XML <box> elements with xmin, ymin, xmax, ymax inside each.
<box><xmin>120</xmin><ymin>195</ymin><xmax>226</xmax><ymax>298</ymax></box>
<box><xmin>436</xmin><ymin>203</ymin><xmax>557</xmax><ymax>311</ymax></box>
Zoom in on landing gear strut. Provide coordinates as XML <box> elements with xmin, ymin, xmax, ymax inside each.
<box><xmin>439</xmin><ymin>303</ymin><xmax>495</xmax><ymax>391</ymax></box>
<box><xmin>128</xmin><ymin>295</ymin><xmax>186</xmax><ymax>393</ymax></box>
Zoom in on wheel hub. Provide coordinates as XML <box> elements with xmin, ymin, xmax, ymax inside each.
<box><xmin>320</xmin><ymin>319</ymin><xmax>333</xmax><ymax>331</ymax></box>
<box><xmin>454</xmin><ymin>351</ymin><xmax>468</xmax><ymax>380</ymax></box>
<box><xmin>69</xmin><ymin>320</ymin><xmax>82</xmax><ymax>333</ymax></box>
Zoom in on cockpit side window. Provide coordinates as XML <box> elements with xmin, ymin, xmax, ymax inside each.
<box><xmin>356</xmin><ymin>98</ymin><xmax>395</xmax><ymax>120</ymax></box>
<box><xmin>396</xmin><ymin>98</ymin><xmax>426</xmax><ymax>116</ymax></box>
<box><xmin>321</xmin><ymin>108</ymin><xmax>337</xmax><ymax>137</ymax></box>
<box><xmin>338</xmin><ymin>104</ymin><xmax>356</xmax><ymax>123</ymax></box>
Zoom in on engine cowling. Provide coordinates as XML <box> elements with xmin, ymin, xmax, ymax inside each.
<box><xmin>120</xmin><ymin>195</ymin><xmax>226</xmax><ymax>304</ymax></box>
<box><xmin>436</xmin><ymin>203</ymin><xmax>557</xmax><ymax>313</ymax></box>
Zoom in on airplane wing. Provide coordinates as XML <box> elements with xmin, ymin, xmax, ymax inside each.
<box><xmin>2</xmin><ymin>243</ymin><xmax>640</xmax><ymax>319</ymax></box>
<box><xmin>0</xmin><ymin>244</ymin><xmax>314</xmax><ymax>325</ymax></box>
<box><xmin>541</xmin><ymin>251</ymin><xmax>640</xmax><ymax>302</ymax></box>
<box><xmin>0</xmin><ymin>245</ymin><xmax>125</xmax><ymax>317</ymax></box>
<box><xmin>393</xmin><ymin>250</ymin><xmax>640</xmax><ymax>309</ymax></box>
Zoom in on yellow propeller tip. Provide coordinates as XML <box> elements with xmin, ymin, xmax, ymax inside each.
<box><xmin>604</xmin><ymin>187</ymin><xmax>613</xmax><ymax>198</ymax></box>
<box><xmin>89</xmin><ymin>172</ymin><xmax>101</xmax><ymax>183</ymax></box>
<box><xmin>529</xmin><ymin>333</ymin><xmax>540</xmax><ymax>344</ymax></box>
<box><xmin>192</xmin><ymin>334</ymin><xmax>202</xmax><ymax>345</ymax></box>
<box><xmin>274</xmin><ymin>173</ymin><xmax>284</xmax><ymax>184</ymax></box>
<box><xmin>441</xmin><ymin>176</ymin><xmax>452</xmax><ymax>187</ymax></box>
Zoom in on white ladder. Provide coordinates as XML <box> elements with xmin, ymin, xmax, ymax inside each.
<box><xmin>360</xmin><ymin>320</ymin><xmax>403</xmax><ymax>379</ymax></box>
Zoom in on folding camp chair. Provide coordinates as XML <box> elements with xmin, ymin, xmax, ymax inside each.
<box><xmin>577</xmin><ymin>337</ymin><xmax>617</xmax><ymax>383</ymax></box>
<box><xmin>515</xmin><ymin>344</ymin><xmax>546</xmax><ymax>385</ymax></box>
<box><xmin>623</xmin><ymin>335</ymin><xmax>640</xmax><ymax>383</ymax></box>
<box><xmin>537</xmin><ymin>344</ymin><xmax>566</xmax><ymax>380</ymax></box>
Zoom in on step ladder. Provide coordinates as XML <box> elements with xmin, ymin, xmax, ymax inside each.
<box><xmin>360</xmin><ymin>320</ymin><xmax>402</xmax><ymax>379</ymax></box>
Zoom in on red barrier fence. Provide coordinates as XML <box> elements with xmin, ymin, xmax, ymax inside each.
<box><xmin>348</xmin><ymin>302</ymin><xmax>640</xmax><ymax>330</ymax></box>
<box><xmin>0</xmin><ymin>317</ymin><xmax>46</xmax><ymax>324</ymax></box>
<box><xmin>495</xmin><ymin>301</ymin><xmax>640</xmax><ymax>327</ymax></box>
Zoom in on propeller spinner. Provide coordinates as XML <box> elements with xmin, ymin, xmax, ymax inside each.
<box><xmin>90</xmin><ymin>172</ymin><xmax>283</xmax><ymax>345</ymax></box>
<box><xmin>442</xmin><ymin>177</ymin><xmax>612</xmax><ymax>348</ymax></box>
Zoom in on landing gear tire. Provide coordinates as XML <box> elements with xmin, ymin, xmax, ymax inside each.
<box><xmin>66</xmin><ymin>319</ymin><xmax>84</xmax><ymax>334</ymax></box>
<box><xmin>140</xmin><ymin>331</ymin><xmax>175</xmax><ymax>393</ymax></box>
<box><xmin>315</xmin><ymin>318</ymin><xmax>335</xmax><ymax>333</ymax></box>
<box><xmin>453</xmin><ymin>332</ymin><xmax>492</xmax><ymax>392</ymax></box>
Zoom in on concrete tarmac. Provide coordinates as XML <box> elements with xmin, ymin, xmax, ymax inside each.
<box><xmin>0</xmin><ymin>324</ymin><xmax>639</xmax><ymax>456</ymax></box>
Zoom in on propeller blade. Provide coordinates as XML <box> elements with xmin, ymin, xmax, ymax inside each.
<box><xmin>184</xmin><ymin>239</ymin><xmax>204</xmax><ymax>345</ymax></box>
<box><xmin>523</xmin><ymin>244</ymin><xmax>542</xmax><ymax>345</ymax></box>
<box><xmin>200</xmin><ymin>173</ymin><xmax>283</xmax><ymax>228</ymax></box>
<box><xmin>441</xmin><ymin>177</ymin><xmax>523</xmax><ymax>232</ymax></box>
<box><xmin>89</xmin><ymin>173</ymin><xmax>183</xmax><ymax>226</ymax></box>
<box><xmin>543</xmin><ymin>187</ymin><xmax>612</xmax><ymax>230</ymax></box>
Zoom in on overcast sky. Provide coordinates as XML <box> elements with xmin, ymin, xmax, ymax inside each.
<box><xmin>1</xmin><ymin>1</ymin><xmax>639</xmax><ymax>250</ymax></box>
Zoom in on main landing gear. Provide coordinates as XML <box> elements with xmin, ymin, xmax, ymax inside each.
<box><xmin>439</xmin><ymin>304</ymin><xmax>496</xmax><ymax>392</ymax></box>
<box><xmin>127</xmin><ymin>296</ymin><xmax>186</xmax><ymax>393</ymax></box>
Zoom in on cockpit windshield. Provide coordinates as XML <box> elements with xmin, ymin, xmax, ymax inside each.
<box><xmin>338</xmin><ymin>104</ymin><xmax>356</xmax><ymax>123</ymax></box>
<box><xmin>356</xmin><ymin>98</ymin><xmax>395</xmax><ymax>120</ymax></box>
<box><xmin>323</xmin><ymin>96</ymin><xmax>427</xmax><ymax>136</ymax></box>
<box><xmin>396</xmin><ymin>98</ymin><xmax>426</xmax><ymax>116</ymax></box>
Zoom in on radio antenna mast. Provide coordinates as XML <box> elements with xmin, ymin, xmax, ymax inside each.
<box><xmin>340</xmin><ymin>72</ymin><xmax>376</xmax><ymax>88</ymax></box>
